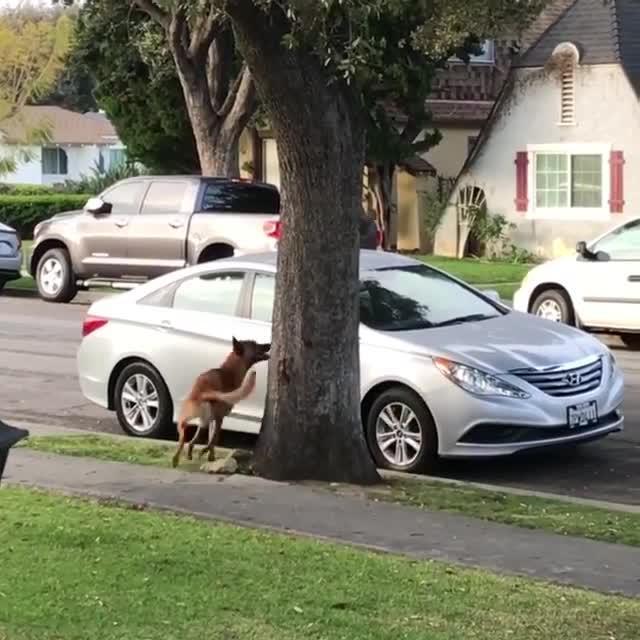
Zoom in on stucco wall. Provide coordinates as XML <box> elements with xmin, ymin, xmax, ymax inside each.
<box><xmin>0</xmin><ymin>145</ymin><xmax>41</xmax><ymax>184</ymax></box>
<box><xmin>423</xmin><ymin>125</ymin><xmax>479</xmax><ymax>179</ymax></box>
<box><xmin>435</xmin><ymin>64</ymin><xmax>640</xmax><ymax>258</ymax></box>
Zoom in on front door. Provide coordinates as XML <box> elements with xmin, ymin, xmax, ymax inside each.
<box><xmin>577</xmin><ymin>219</ymin><xmax>640</xmax><ymax>330</ymax></box>
<box><xmin>124</xmin><ymin>179</ymin><xmax>194</xmax><ymax>278</ymax></box>
<box><xmin>75</xmin><ymin>180</ymin><xmax>146</xmax><ymax>278</ymax></box>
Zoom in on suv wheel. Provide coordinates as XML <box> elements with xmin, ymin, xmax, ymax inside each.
<box><xmin>114</xmin><ymin>361</ymin><xmax>173</xmax><ymax>438</ymax></box>
<box><xmin>365</xmin><ymin>386</ymin><xmax>438</xmax><ymax>474</ymax></box>
<box><xmin>36</xmin><ymin>248</ymin><xmax>78</xmax><ymax>303</ymax></box>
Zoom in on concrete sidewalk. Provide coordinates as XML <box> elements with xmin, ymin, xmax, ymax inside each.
<box><xmin>5</xmin><ymin>448</ymin><xmax>640</xmax><ymax>597</ymax></box>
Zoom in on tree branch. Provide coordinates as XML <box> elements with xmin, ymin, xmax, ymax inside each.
<box><xmin>219</xmin><ymin>64</ymin><xmax>256</xmax><ymax>136</ymax></box>
<box><xmin>188</xmin><ymin>4</ymin><xmax>223</xmax><ymax>61</ymax></box>
<box><xmin>131</xmin><ymin>0</ymin><xmax>169</xmax><ymax>29</ymax></box>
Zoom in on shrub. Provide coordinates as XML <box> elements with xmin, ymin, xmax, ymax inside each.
<box><xmin>0</xmin><ymin>194</ymin><xmax>92</xmax><ymax>237</ymax></box>
<box><xmin>0</xmin><ymin>183</ymin><xmax>58</xmax><ymax>196</ymax></box>
<box><xmin>64</xmin><ymin>161</ymin><xmax>146</xmax><ymax>195</ymax></box>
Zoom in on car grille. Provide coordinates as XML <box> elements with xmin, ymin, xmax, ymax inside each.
<box><xmin>511</xmin><ymin>357</ymin><xmax>603</xmax><ymax>397</ymax></box>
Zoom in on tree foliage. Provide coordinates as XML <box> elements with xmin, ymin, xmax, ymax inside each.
<box><xmin>0</xmin><ymin>5</ymin><xmax>73</xmax><ymax>175</ymax></box>
<box><xmin>71</xmin><ymin>0</ymin><xmax>199</xmax><ymax>173</ymax></box>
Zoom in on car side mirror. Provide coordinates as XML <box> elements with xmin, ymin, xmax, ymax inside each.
<box><xmin>595</xmin><ymin>250</ymin><xmax>610</xmax><ymax>262</ymax></box>
<box><xmin>576</xmin><ymin>241</ymin><xmax>588</xmax><ymax>256</ymax></box>
<box><xmin>85</xmin><ymin>197</ymin><xmax>111</xmax><ymax>215</ymax></box>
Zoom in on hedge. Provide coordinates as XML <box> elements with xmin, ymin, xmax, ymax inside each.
<box><xmin>0</xmin><ymin>194</ymin><xmax>92</xmax><ymax>238</ymax></box>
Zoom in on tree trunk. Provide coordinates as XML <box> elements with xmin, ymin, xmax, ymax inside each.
<box><xmin>226</xmin><ymin>2</ymin><xmax>380</xmax><ymax>485</ymax></box>
<box><xmin>134</xmin><ymin>1</ymin><xmax>256</xmax><ymax>177</ymax></box>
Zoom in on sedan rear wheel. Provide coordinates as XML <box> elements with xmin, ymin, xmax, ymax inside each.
<box><xmin>366</xmin><ymin>387</ymin><xmax>438</xmax><ymax>474</ymax></box>
<box><xmin>114</xmin><ymin>361</ymin><xmax>173</xmax><ymax>438</ymax></box>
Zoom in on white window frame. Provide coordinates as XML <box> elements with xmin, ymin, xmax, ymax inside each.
<box><xmin>526</xmin><ymin>143</ymin><xmax>611</xmax><ymax>221</ymax></box>
<box><xmin>449</xmin><ymin>39</ymin><xmax>495</xmax><ymax>65</ymax></box>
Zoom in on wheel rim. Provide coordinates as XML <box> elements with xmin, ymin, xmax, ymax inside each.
<box><xmin>375</xmin><ymin>402</ymin><xmax>423</xmax><ymax>467</ymax></box>
<box><xmin>39</xmin><ymin>257</ymin><xmax>64</xmax><ymax>296</ymax></box>
<box><xmin>536</xmin><ymin>299</ymin><xmax>563</xmax><ymax>323</ymax></box>
<box><xmin>120</xmin><ymin>373</ymin><xmax>160</xmax><ymax>434</ymax></box>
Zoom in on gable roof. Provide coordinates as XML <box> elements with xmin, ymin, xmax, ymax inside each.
<box><xmin>1</xmin><ymin>106</ymin><xmax>119</xmax><ymax>145</ymax></box>
<box><xmin>515</xmin><ymin>0</ymin><xmax>640</xmax><ymax>94</ymax></box>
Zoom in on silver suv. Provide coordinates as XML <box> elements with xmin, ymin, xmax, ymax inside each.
<box><xmin>30</xmin><ymin>175</ymin><xmax>380</xmax><ymax>303</ymax></box>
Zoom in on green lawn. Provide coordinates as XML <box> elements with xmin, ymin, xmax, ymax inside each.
<box><xmin>23</xmin><ymin>435</ymin><xmax>640</xmax><ymax>548</ymax></box>
<box><xmin>420</xmin><ymin>255</ymin><xmax>532</xmax><ymax>285</ymax></box>
<box><xmin>1</xmin><ymin>487</ymin><xmax>638</xmax><ymax>640</ymax></box>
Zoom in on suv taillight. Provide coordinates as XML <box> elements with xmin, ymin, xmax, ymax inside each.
<box><xmin>375</xmin><ymin>225</ymin><xmax>383</xmax><ymax>249</ymax></box>
<box><xmin>82</xmin><ymin>315</ymin><xmax>109</xmax><ymax>338</ymax></box>
<box><xmin>263</xmin><ymin>219</ymin><xmax>282</xmax><ymax>240</ymax></box>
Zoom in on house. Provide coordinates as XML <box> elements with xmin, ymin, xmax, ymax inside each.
<box><xmin>434</xmin><ymin>0</ymin><xmax>640</xmax><ymax>258</ymax></box>
<box><xmin>0</xmin><ymin>106</ymin><xmax>126</xmax><ymax>186</ymax></box>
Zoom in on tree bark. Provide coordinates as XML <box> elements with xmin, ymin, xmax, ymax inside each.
<box><xmin>133</xmin><ymin>0</ymin><xmax>256</xmax><ymax>177</ymax></box>
<box><xmin>225</xmin><ymin>1</ymin><xmax>380</xmax><ymax>485</ymax></box>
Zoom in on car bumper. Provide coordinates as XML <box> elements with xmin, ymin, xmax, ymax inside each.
<box><xmin>427</xmin><ymin>360</ymin><xmax>624</xmax><ymax>458</ymax></box>
<box><xmin>0</xmin><ymin>253</ymin><xmax>23</xmax><ymax>281</ymax></box>
<box><xmin>512</xmin><ymin>285</ymin><xmax>528</xmax><ymax>313</ymax></box>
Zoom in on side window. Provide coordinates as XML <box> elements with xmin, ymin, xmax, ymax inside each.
<box><xmin>141</xmin><ymin>181</ymin><xmax>189</xmax><ymax>215</ymax></box>
<box><xmin>201</xmin><ymin>182</ymin><xmax>280</xmax><ymax>214</ymax></box>
<box><xmin>250</xmin><ymin>273</ymin><xmax>275</xmax><ymax>323</ymax></box>
<box><xmin>102</xmin><ymin>182</ymin><xmax>146</xmax><ymax>216</ymax></box>
<box><xmin>594</xmin><ymin>221</ymin><xmax>640</xmax><ymax>260</ymax></box>
<box><xmin>172</xmin><ymin>272</ymin><xmax>245</xmax><ymax>316</ymax></box>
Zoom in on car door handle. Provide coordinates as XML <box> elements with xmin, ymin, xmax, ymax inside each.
<box><xmin>156</xmin><ymin>319</ymin><xmax>172</xmax><ymax>332</ymax></box>
<box><xmin>628</xmin><ymin>275</ymin><xmax>640</xmax><ymax>282</ymax></box>
<box><xmin>168</xmin><ymin>218</ymin><xmax>184</xmax><ymax>229</ymax></box>
<box><xmin>114</xmin><ymin>217</ymin><xmax>129</xmax><ymax>228</ymax></box>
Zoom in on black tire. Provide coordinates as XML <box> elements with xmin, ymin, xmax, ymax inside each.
<box><xmin>620</xmin><ymin>334</ymin><xmax>640</xmax><ymax>350</ymax></box>
<box><xmin>113</xmin><ymin>361</ymin><xmax>174</xmax><ymax>438</ymax></box>
<box><xmin>365</xmin><ymin>386</ymin><xmax>438</xmax><ymax>474</ymax></box>
<box><xmin>530</xmin><ymin>288</ymin><xmax>575</xmax><ymax>325</ymax></box>
<box><xmin>35</xmin><ymin>247</ymin><xmax>78</xmax><ymax>303</ymax></box>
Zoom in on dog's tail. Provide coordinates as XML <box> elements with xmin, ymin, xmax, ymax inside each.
<box><xmin>200</xmin><ymin>370</ymin><xmax>257</xmax><ymax>405</ymax></box>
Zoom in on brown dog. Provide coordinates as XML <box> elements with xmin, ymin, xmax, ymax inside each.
<box><xmin>172</xmin><ymin>337</ymin><xmax>270</xmax><ymax>468</ymax></box>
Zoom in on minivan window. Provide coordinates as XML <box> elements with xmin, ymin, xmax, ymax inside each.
<box><xmin>359</xmin><ymin>265</ymin><xmax>503</xmax><ymax>332</ymax></box>
<box><xmin>142</xmin><ymin>181</ymin><xmax>189</xmax><ymax>215</ymax></box>
<box><xmin>201</xmin><ymin>182</ymin><xmax>280</xmax><ymax>214</ymax></box>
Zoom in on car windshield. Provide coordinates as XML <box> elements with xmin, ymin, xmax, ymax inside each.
<box><xmin>359</xmin><ymin>264</ymin><xmax>504</xmax><ymax>332</ymax></box>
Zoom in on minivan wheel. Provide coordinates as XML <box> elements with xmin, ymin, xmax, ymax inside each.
<box><xmin>36</xmin><ymin>248</ymin><xmax>78</xmax><ymax>303</ymax></box>
<box><xmin>531</xmin><ymin>288</ymin><xmax>574</xmax><ymax>325</ymax></box>
<box><xmin>365</xmin><ymin>387</ymin><xmax>438</xmax><ymax>474</ymax></box>
<box><xmin>114</xmin><ymin>361</ymin><xmax>173</xmax><ymax>438</ymax></box>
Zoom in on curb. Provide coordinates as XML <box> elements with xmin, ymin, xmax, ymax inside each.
<box><xmin>14</xmin><ymin>419</ymin><xmax>640</xmax><ymax>516</ymax></box>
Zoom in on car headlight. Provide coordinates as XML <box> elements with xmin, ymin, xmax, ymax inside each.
<box><xmin>608</xmin><ymin>351</ymin><xmax>617</xmax><ymax>375</ymax></box>
<box><xmin>33</xmin><ymin>222</ymin><xmax>43</xmax><ymax>238</ymax></box>
<box><xmin>434</xmin><ymin>357</ymin><xmax>530</xmax><ymax>399</ymax></box>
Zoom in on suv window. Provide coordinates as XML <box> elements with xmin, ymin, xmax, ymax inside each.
<box><xmin>250</xmin><ymin>273</ymin><xmax>275</xmax><ymax>322</ymax></box>
<box><xmin>593</xmin><ymin>220</ymin><xmax>640</xmax><ymax>260</ymax></box>
<box><xmin>200</xmin><ymin>182</ymin><xmax>280</xmax><ymax>214</ymax></box>
<box><xmin>141</xmin><ymin>181</ymin><xmax>189</xmax><ymax>214</ymax></box>
<box><xmin>172</xmin><ymin>272</ymin><xmax>245</xmax><ymax>315</ymax></box>
<box><xmin>102</xmin><ymin>181</ymin><xmax>146</xmax><ymax>216</ymax></box>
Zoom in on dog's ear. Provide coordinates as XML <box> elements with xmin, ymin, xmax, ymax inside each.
<box><xmin>232</xmin><ymin>337</ymin><xmax>244</xmax><ymax>356</ymax></box>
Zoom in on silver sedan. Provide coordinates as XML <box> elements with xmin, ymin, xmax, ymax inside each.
<box><xmin>77</xmin><ymin>251</ymin><xmax>624</xmax><ymax>473</ymax></box>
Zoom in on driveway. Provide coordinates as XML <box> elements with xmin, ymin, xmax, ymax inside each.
<box><xmin>1</xmin><ymin>290</ymin><xmax>639</xmax><ymax>504</ymax></box>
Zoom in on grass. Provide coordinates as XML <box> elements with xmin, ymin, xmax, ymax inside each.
<box><xmin>1</xmin><ymin>487</ymin><xmax>639</xmax><ymax>640</ymax></box>
<box><xmin>23</xmin><ymin>434</ymin><xmax>640</xmax><ymax>548</ymax></box>
<box><xmin>420</xmin><ymin>255</ymin><xmax>532</xmax><ymax>285</ymax></box>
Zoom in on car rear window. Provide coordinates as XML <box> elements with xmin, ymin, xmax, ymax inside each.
<box><xmin>200</xmin><ymin>182</ymin><xmax>280</xmax><ymax>214</ymax></box>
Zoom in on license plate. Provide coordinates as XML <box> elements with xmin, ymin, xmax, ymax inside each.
<box><xmin>567</xmin><ymin>401</ymin><xmax>598</xmax><ymax>429</ymax></box>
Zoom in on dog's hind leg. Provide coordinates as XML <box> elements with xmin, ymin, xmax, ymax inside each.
<box><xmin>188</xmin><ymin>406</ymin><xmax>211</xmax><ymax>460</ymax></box>
<box><xmin>201</xmin><ymin>416</ymin><xmax>223</xmax><ymax>462</ymax></box>
<box><xmin>172</xmin><ymin>418</ymin><xmax>188</xmax><ymax>468</ymax></box>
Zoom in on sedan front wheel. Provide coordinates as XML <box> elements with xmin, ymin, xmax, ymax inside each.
<box><xmin>365</xmin><ymin>387</ymin><xmax>438</xmax><ymax>474</ymax></box>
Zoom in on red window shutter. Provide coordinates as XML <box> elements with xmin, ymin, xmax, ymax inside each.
<box><xmin>609</xmin><ymin>150</ymin><xmax>625</xmax><ymax>213</ymax></box>
<box><xmin>515</xmin><ymin>151</ymin><xmax>529</xmax><ymax>213</ymax></box>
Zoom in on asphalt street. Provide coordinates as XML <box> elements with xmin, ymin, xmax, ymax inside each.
<box><xmin>2</xmin><ymin>290</ymin><xmax>639</xmax><ymax>505</ymax></box>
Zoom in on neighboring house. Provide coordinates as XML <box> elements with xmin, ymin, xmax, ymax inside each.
<box><xmin>0</xmin><ymin>106</ymin><xmax>126</xmax><ymax>186</ymax></box>
<box><xmin>435</xmin><ymin>0</ymin><xmax>640</xmax><ymax>258</ymax></box>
